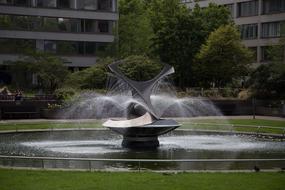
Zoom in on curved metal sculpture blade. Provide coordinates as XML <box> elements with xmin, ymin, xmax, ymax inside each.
<box><xmin>108</xmin><ymin>61</ymin><xmax>175</xmax><ymax>119</ymax></box>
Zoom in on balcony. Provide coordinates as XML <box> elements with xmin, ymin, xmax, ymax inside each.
<box><xmin>0</xmin><ymin>3</ymin><xmax>118</xmax><ymax>21</ymax></box>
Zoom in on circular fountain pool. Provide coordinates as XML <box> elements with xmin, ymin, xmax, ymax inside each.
<box><xmin>0</xmin><ymin>129</ymin><xmax>284</xmax><ymax>171</ymax></box>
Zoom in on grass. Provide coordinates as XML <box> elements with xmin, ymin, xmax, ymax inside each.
<box><xmin>181</xmin><ymin>119</ymin><xmax>285</xmax><ymax>134</ymax></box>
<box><xmin>0</xmin><ymin>122</ymin><xmax>102</xmax><ymax>131</ymax></box>
<box><xmin>0</xmin><ymin>118</ymin><xmax>284</xmax><ymax>134</ymax></box>
<box><xmin>0</xmin><ymin>169</ymin><xmax>284</xmax><ymax>190</ymax></box>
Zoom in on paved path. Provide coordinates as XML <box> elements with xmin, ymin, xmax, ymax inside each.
<box><xmin>0</xmin><ymin>115</ymin><xmax>284</xmax><ymax>124</ymax></box>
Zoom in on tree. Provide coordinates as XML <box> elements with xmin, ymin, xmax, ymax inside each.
<box><xmin>249</xmin><ymin>38</ymin><xmax>285</xmax><ymax>99</ymax></box>
<box><xmin>118</xmin><ymin>0</ymin><xmax>154</xmax><ymax>58</ymax></box>
<box><xmin>194</xmin><ymin>24</ymin><xmax>253</xmax><ymax>88</ymax></box>
<box><xmin>249</xmin><ymin>62</ymin><xmax>285</xmax><ymax>99</ymax></box>
<box><xmin>65</xmin><ymin>57</ymin><xmax>114</xmax><ymax>89</ymax></box>
<box><xmin>10</xmin><ymin>51</ymin><xmax>69</xmax><ymax>92</ymax></box>
<box><xmin>149</xmin><ymin>1</ymin><xmax>232</xmax><ymax>89</ymax></box>
<box><xmin>266</xmin><ymin>38</ymin><xmax>285</xmax><ymax>64</ymax></box>
<box><xmin>119</xmin><ymin>55</ymin><xmax>162</xmax><ymax>81</ymax></box>
<box><xmin>149</xmin><ymin>0</ymin><xmax>196</xmax><ymax>89</ymax></box>
<box><xmin>191</xmin><ymin>3</ymin><xmax>234</xmax><ymax>42</ymax></box>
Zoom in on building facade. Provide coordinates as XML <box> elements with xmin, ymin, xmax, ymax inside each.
<box><xmin>0</xmin><ymin>0</ymin><xmax>118</xmax><ymax>73</ymax></box>
<box><xmin>182</xmin><ymin>0</ymin><xmax>285</xmax><ymax>65</ymax></box>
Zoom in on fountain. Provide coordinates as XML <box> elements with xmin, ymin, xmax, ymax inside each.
<box><xmin>102</xmin><ymin>61</ymin><xmax>180</xmax><ymax>148</ymax></box>
<box><xmin>0</xmin><ymin>61</ymin><xmax>284</xmax><ymax>171</ymax></box>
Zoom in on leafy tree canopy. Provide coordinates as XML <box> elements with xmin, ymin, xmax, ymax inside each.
<box><xmin>119</xmin><ymin>55</ymin><xmax>162</xmax><ymax>81</ymax></box>
<box><xmin>118</xmin><ymin>0</ymin><xmax>154</xmax><ymax>58</ymax></box>
<box><xmin>10</xmin><ymin>51</ymin><xmax>69</xmax><ymax>92</ymax></box>
<box><xmin>249</xmin><ymin>38</ymin><xmax>285</xmax><ymax>99</ymax></box>
<box><xmin>148</xmin><ymin>1</ymin><xmax>232</xmax><ymax>88</ymax></box>
<box><xmin>65</xmin><ymin>57</ymin><xmax>114</xmax><ymax>89</ymax></box>
<box><xmin>194</xmin><ymin>24</ymin><xmax>253</xmax><ymax>88</ymax></box>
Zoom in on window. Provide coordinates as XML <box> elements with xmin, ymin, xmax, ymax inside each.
<box><xmin>262</xmin><ymin>21</ymin><xmax>285</xmax><ymax>38</ymax></box>
<box><xmin>0</xmin><ymin>0</ymin><xmax>14</xmax><ymax>5</ymax></box>
<box><xmin>45</xmin><ymin>41</ymin><xmax>98</xmax><ymax>55</ymax></box>
<box><xmin>263</xmin><ymin>0</ymin><xmax>285</xmax><ymax>14</ymax></box>
<box><xmin>58</xmin><ymin>18</ymin><xmax>81</xmax><ymax>32</ymax></box>
<box><xmin>85</xmin><ymin>42</ymin><xmax>96</xmax><ymax>55</ymax></box>
<box><xmin>98</xmin><ymin>0</ymin><xmax>112</xmax><ymax>11</ymax></box>
<box><xmin>37</xmin><ymin>0</ymin><xmax>56</xmax><ymax>8</ymax></box>
<box><xmin>0</xmin><ymin>38</ymin><xmax>36</xmax><ymax>53</ymax></box>
<box><xmin>14</xmin><ymin>0</ymin><xmax>30</xmax><ymax>6</ymax></box>
<box><xmin>0</xmin><ymin>14</ymin><xmax>110</xmax><ymax>34</ymax></box>
<box><xmin>84</xmin><ymin>19</ymin><xmax>96</xmax><ymax>32</ymax></box>
<box><xmin>238</xmin><ymin>0</ymin><xmax>259</xmax><ymax>17</ymax></box>
<box><xmin>44</xmin><ymin>40</ymin><xmax>56</xmax><ymax>53</ymax></box>
<box><xmin>57</xmin><ymin>41</ymin><xmax>78</xmax><ymax>54</ymax></box>
<box><xmin>57</xmin><ymin>0</ymin><xmax>71</xmax><ymax>9</ymax></box>
<box><xmin>0</xmin><ymin>0</ymin><xmax>31</xmax><ymax>6</ymax></box>
<box><xmin>98</xmin><ymin>21</ymin><xmax>109</xmax><ymax>33</ymax></box>
<box><xmin>261</xmin><ymin>46</ymin><xmax>271</xmax><ymax>61</ymax></box>
<box><xmin>42</xmin><ymin>17</ymin><xmax>59</xmax><ymax>31</ymax></box>
<box><xmin>240</xmin><ymin>23</ymin><xmax>258</xmax><ymax>39</ymax></box>
<box><xmin>77</xmin><ymin>0</ymin><xmax>97</xmax><ymax>10</ymax></box>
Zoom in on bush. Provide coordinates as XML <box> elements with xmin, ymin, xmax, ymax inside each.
<box><xmin>119</xmin><ymin>55</ymin><xmax>162</xmax><ymax>81</ymax></box>
<box><xmin>64</xmin><ymin>57</ymin><xmax>113</xmax><ymax>89</ymax></box>
<box><xmin>249</xmin><ymin>63</ymin><xmax>285</xmax><ymax>99</ymax></box>
<box><xmin>54</xmin><ymin>87</ymin><xmax>76</xmax><ymax>100</ymax></box>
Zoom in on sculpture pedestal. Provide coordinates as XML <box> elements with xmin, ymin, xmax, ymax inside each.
<box><xmin>122</xmin><ymin>136</ymin><xmax>159</xmax><ymax>149</ymax></box>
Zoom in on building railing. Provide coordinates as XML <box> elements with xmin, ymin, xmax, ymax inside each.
<box><xmin>0</xmin><ymin>1</ymin><xmax>116</xmax><ymax>13</ymax></box>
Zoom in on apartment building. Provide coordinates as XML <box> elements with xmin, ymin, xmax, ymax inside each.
<box><xmin>0</xmin><ymin>0</ymin><xmax>118</xmax><ymax>77</ymax></box>
<box><xmin>182</xmin><ymin>0</ymin><xmax>285</xmax><ymax>65</ymax></box>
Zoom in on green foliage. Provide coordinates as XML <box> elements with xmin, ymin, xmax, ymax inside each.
<box><xmin>149</xmin><ymin>2</ymin><xmax>232</xmax><ymax>88</ymax></box>
<box><xmin>194</xmin><ymin>25</ymin><xmax>252</xmax><ymax>88</ymax></box>
<box><xmin>65</xmin><ymin>57</ymin><xmax>114</xmax><ymax>89</ymax></box>
<box><xmin>149</xmin><ymin>0</ymin><xmax>196</xmax><ymax>88</ymax></box>
<box><xmin>118</xmin><ymin>0</ymin><xmax>154</xmax><ymax>58</ymax></box>
<box><xmin>191</xmin><ymin>3</ymin><xmax>234</xmax><ymax>40</ymax></box>
<box><xmin>54</xmin><ymin>87</ymin><xmax>76</xmax><ymax>100</ymax></box>
<box><xmin>249</xmin><ymin>38</ymin><xmax>285</xmax><ymax>99</ymax></box>
<box><xmin>249</xmin><ymin>62</ymin><xmax>285</xmax><ymax>99</ymax></box>
<box><xmin>266</xmin><ymin>38</ymin><xmax>285</xmax><ymax>64</ymax></box>
<box><xmin>10</xmin><ymin>51</ymin><xmax>69</xmax><ymax>92</ymax></box>
<box><xmin>119</xmin><ymin>55</ymin><xmax>162</xmax><ymax>81</ymax></box>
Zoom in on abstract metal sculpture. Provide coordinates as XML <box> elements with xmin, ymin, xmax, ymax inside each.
<box><xmin>103</xmin><ymin>61</ymin><xmax>180</xmax><ymax>148</ymax></box>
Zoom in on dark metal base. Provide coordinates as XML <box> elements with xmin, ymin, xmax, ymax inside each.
<box><xmin>122</xmin><ymin>136</ymin><xmax>159</xmax><ymax>149</ymax></box>
<box><xmin>107</xmin><ymin>119</ymin><xmax>180</xmax><ymax>149</ymax></box>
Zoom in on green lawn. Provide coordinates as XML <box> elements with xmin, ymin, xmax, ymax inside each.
<box><xmin>0</xmin><ymin>169</ymin><xmax>284</xmax><ymax>190</ymax></box>
<box><xmin>0</xmin><ymin>122</ymin><xmax>102</xmax><ymax>131</ymax></box>
<box><xmin>181</xmin><ymin>119</ymin><xmax>285</xmax><ymax>134</ymax></box>
<box><xmin>0</xmin><ymin>118</ymin><xmax>284</xmax><ymax>134</ymax></box>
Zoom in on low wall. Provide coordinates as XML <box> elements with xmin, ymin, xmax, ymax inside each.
<box><xmin>0</xmin><ymin>100</ymin><xmax>58</xmax><ymax>119</ymax></box>
<box><xmin>212</xmin><ymin>100</ymin><xmax>285</xmax><ymax>117</ymax></box>
<box><xmin>0</xmin><ymin>99</ymin><xmax>284</xmax><ymax>119</ymax></box>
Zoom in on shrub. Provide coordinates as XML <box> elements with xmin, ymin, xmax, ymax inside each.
<box><xmin>54</xmin><ymin>87</ymin><xmax>76</xmax><ymax>100</ymax></box>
